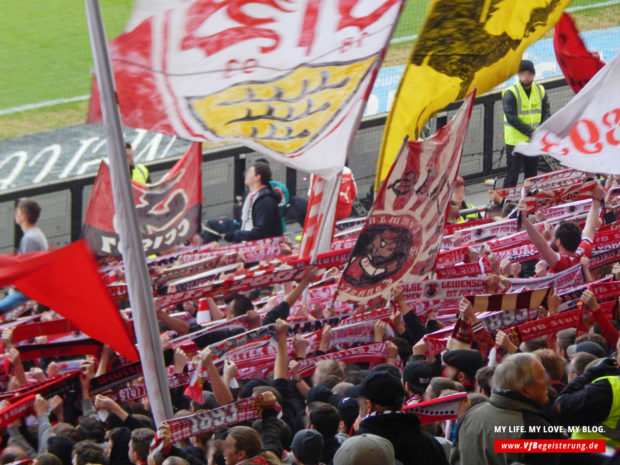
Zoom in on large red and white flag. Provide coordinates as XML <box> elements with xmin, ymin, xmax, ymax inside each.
<box><xmin>87</xmin><ymin>0</ymin><xmax>403</xmax><ymax>178</ymax></box>
<box><xmin>517</xmin><ymin>52</ymin><xmax>620</xmax><ymax>173</ymax></box>
<box><xmin>335</xmin><ymin>92</ymin><xmax>475</xmax><ymax>304</ymax></box>
<box><xmin>83</xmin><ymin>143</ymin><xmax>202</xmax><ymax>256</ymax></box>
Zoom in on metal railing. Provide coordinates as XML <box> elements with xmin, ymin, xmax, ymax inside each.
<box><xmin>0</xmin><ymin>77</ymin><xmax>572</xmax><ymax>251</ymax></box>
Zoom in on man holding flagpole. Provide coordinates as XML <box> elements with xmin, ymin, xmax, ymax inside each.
<box><xmin>502</xmin><ymin>60</ymin><xmax>551</xmax><ymax>188</ymax></box>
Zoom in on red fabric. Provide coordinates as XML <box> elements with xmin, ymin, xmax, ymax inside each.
<box><xmin>554</xmin><ymin>13</ymin><xmax>605</xmax><ymax>93</ymax></box>
<box><xmin>0</xmin><ymin>241</ymin><xmax>138</xmax><ymax>361</ymax></box>
<box><xmin>551</xmin><ymin>238</ymin><xmax>593</xmax><ymax>273</ymax></box>
<box><xmin>592</xmin><ymin>307</ymin><xmax>619</xmax><ymax>348</ymax></box>
<box><xmin>335</xmin><ymin>168</ymin><xmax>357</xmax><ymax>220</ymax></box>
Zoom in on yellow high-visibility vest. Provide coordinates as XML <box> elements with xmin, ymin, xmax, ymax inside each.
<box><xmin>131</xmin><ymin>164</ymin><xmax>149</xmax><ymax>184</ymax></box>
<box><xmin>571</xmin><ymin>375</ymin><xmax>620</xmax><ymax>447</ymax></box>
<box><xmin>503</xmin><ymin>82</ymin><xmax>545</xmax><ymax>146</ymax></box>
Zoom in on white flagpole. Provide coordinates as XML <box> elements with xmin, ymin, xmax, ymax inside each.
<box><xmin>85</xmin><ymin>0</ymin><xmax>173</xmax><ymax>424</ymax></box>
<box><xmin>310</xmin><ymin>172</ymin><xmax>342</xmax><ymax>262</ymax></box>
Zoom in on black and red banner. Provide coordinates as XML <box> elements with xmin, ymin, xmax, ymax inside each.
<box><xmin>83</xmin><ymin>143</ymin><xmax>202</xmax><ymax>256</ymax></box>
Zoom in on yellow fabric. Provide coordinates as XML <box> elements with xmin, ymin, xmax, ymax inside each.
<box><xmin>571</xmin><ymin>376</ymin><xmax>620</xmax><ymax>447</ymax></box>
<box><xmin>131</xmin><ymin>164</ymin><xmax>149</xmax><ymax>184</ymax></box>
<box><xmin>374</xmin><ymin>0</ymin><xmax>570</xmax><ymax>191</ymax></box>
<box><xmin>502</xmin><ymin>82</ymin><xmax>545</xmax><ymax>145</ymax></box>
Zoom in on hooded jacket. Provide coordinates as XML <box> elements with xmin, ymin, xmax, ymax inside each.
<box><xmin>358</xmin><ymin>411</ymin><xmax>448</xmax><ymax>465</ymax></box>
<box><xmin>228</xmin><ymin>185</ymin><xmax>283</xmax><ymax>242</ymax></box>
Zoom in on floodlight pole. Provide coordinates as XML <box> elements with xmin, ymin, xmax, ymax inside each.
<box><xmin>84</xmin><ymin>0</ymin><xmax>173</xmax><ymax>424</ymax></box>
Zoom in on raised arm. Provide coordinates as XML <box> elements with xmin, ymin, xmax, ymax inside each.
<box><xmin>517</xmin><ymin>201</ymin><xmax>559</xmax><ymax>268</ymax></box>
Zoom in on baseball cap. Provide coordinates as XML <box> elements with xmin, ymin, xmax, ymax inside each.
<box><xmin>403</xmin><ymin>362</ymin><xmax>433</xmax><ymax>394</ymax></box>
<box><xmin>291</xmin><ymin>429</ymin><xmax>324</xmax><ymax>465</ymax></box>
<box><xmin>333</xmin><ymin>434</ymin><xmax>395</xmax><ymax>465</ymax></box>
<box><xmin>519</xmin><ymin>59</ymin><xmax>536</xmax><ymax>74</ymax></box>
<box><xmin>442</xmin><ymin>349</ymin><xmax>484</xmax><ymax>380</ymax></box>
<box><xmin>346</xmin><ymin>371</ymin><xmax>406</xmax><ymax>406</ymax></box>
<box><xmin>567</xmin><ymin>341</ymin><xmax>606</xmax><ymax>359</ymax></box>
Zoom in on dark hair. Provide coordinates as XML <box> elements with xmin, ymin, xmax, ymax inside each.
<box><xmin>17</xmin><ymin>199</ymin><xmax>42</xmax><ymax>224</ymax></box>
<box><xmin>76</xmin><ymin>416</ymin><xmax>106</xmax><ymax>443</ymax></box>
<box><xmin>392</xmin><ymin>336</ymin><xmax>413</xmax><ymax>363</ymax></box>
<box><xmin>35</xmin><ymin>453</ymin><xmax>62</xmax><ymax>465</ymax></box>
<box><xmin>474</xmin><ymin>366</ymin><xmax>495</xmax><ymax>397</ymax></box>
<box><xmin>318</xmin><ymin>375</ymin><xmax>342</xmax><ymax>390</ymax></box>
<box><xmin>427</xmin><ymin>377</ymin><xmax>464</xmax><ymax>400</ymax></box>
<box><xmin>130</xmin><ymin>428</ymin><xmax>155</xmax><ymax>464</ymax></box>
<box><xmin>570</xmin><ymin>352</ymin><xmax>597</xmax><ymax>377</ymax></box>
<box><xmin>521</xmin><ymin>336</ymin><xmax>548</xmax><ymax>353</ymax></box>
<box><xmin>252</xmin><ymin>162</ymin><xmax>272</xmax><ymax>185</ymax></box>
<box><xmin>501</xmin><ymin>201</ymin><xmax>517</xmax><ymax>218</ymax></box>
<box><xmin>556</xmin><ymin>328</ymin><xmax>576</xmax><ymax>354</ymax></box>
<box><xmin>231</xmin><ymin>295</ymin><xmax>254</xmax><ymax>317</ymax></box>
<box><xmin>109</xmin><ymin>427</ymin><xmax>132</xmax><ymax>465</ymax></box>
<box><xmin>308</xmin><ymin>402</ymin><xmax>340</xmax><ymax>438</ymax></box>
<box><xmin>1</xmin><ymin>447</ymin><xmax>28</xmax><ymax>465</ymax></box>
<box><xmin>575</xmin><ymin>333</ymin><xmax>609</xmax><ymax>352</ymax></box>
<box><xmin>73</xmin><ymin>441</ymin><xmax>107</xmax><ymax>465</ymax></box>
<box><xmin>554</xmin><ymin>221</ymin><xmax>582</xmax><ymax>252</ymax></box>
<box><xmin>125</xmin><ymin>143</ymin><xmax>132</xmax><ymax>149</ymax></box>
<box><xmin>226</xmin><ymin>426</ymin><xmax>261</xmax><ymax>459</ymax></box>
<box><xmin>47</xmin><ymin>436</ymin><xmax>76</xmax><ymax>465</ymax></box>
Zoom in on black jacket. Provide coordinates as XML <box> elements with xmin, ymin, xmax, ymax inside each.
<box><xmin>358</xmin><ymin>411</ymin><xmax>448</xmax><ymax>465</ymax></box>
<box><xmin>228</xmin><ymin>186</ymin><xmax>282</xmax><ymax>242</ymax></box>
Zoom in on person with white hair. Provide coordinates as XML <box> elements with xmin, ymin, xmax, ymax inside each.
<box><xmin>450</xmin><ymin>353</ymin><xmax>563</xmax><ymax>465</ymax></box>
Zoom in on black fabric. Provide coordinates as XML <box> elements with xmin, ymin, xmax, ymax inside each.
<box><xmin>553</xmin><ymin>375</ymin><xmax>615</xmax><ymax>427</ymax></box>
<box><xmin>402</xmin><ymin>311</ymin><xmax>427</xmax><ymax>346</ymax></box>
<box><xmin>227</xmin><ymin>186</ymin><xmax>283</xmax><ymax>242</ymax></box>
<box><xmin>358</xmin><ymin>412</ymin><xmax>448</xmax><ymax>465</ymax></box>
<box><xmin>259</xmin><ymin>408</ymin><xmax>283</xmax><ymax>458</ymax></box>
<box><xmin>503</xmin><ymin>144</ymin><xmax>539</xmax><ymax>188</ymax></box>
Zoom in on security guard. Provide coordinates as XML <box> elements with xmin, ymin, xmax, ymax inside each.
<box><xmin>126</xmin><ymin>142</ymin><xmax>150</xmax><ymax>184</ymax></box>
<box><xmin>502</xmin><ymin>60</ymin><xmax>550</xmax><ymax>188</ymax></box>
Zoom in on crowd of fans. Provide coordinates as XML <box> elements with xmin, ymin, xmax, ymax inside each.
<box><xmin>1</xmin><ymin>168</ymin><xmax>620</xmax><ymax>465</ymax></box>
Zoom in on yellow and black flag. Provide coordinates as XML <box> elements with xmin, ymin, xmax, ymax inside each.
<box><xmin>375</xmin><ymin>0</ymin><xmax>571</xmax><ymax>191</ymax></box>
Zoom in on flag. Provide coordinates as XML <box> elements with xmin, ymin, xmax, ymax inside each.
<box><xmin>554</xmin><ymin>13</ymin><xmax>605</xmax><ymax>93</ymax></box>
<box><xmin>374</xmin><ymin>0</ymin><xmax>571</xmax><ymax>191</ymax></box>
<box><xmin>516</xmin><ymin>52</ymin><xmax>620</xmax><ymax>174</ymax></box>
<box><xmin>83</xmin><ymin>143</ymin><xmax>202</xmax><ymax>256</ymax></box>
<box><xmin>87</xmin><ymin>0</ymin><xmax>404</xmax><ymax>179</ymax></box>
<box><xmin>183</xmin><ymin>364</ymin><xmax>206</xmax><ymax>404</ymax></box>
<box><xmin>336</xmin><ymin>92</ymin><xmax>475</xmax><ymax>304</ymax></box>
<box><xmin>0</xmin><ymin>241</ymin><xmax>138</xmax><ymax>361</ymax></box>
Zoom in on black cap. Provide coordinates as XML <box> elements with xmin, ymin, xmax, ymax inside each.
<box><xmin>519</xmin><ymin>59</ymin><xmax>536</xmax><ymax>74</ymax></box>
<box><xmin>338</xmin><ymin>397</ymin><xmax>360</xmax><ymax>432</ymax></box>
<box><xmin>238</xmin><ymin>379</ymin><xmax>270</xmax><ymax>399</ymax></box>
<box><xmin>442</xmin><ymin>350</ymin><xmax>484</xmax><ymax>380</ymax></box>
<box><xmin>568</xmin><ymin>341</ymin><xmax>607</xmax><ymax>359</ymax></box>
<box><xmin>346</xmin><ymin>371</ymin><xmax>406</xmax><ymax>406</ymax></box>
<box><xmin>292</xmin><ymin>429</ymin><xmax>324</xmax><ymax>465</ymax></box>
<box><xmin>402</xmin><ymin>362</ymin><xmax>433</xmax><ymax>394</ymax></box>
<box><xmin>372</xmin><ymin>363</ymin><xmax>402</xmax><ymax>380</ymax></box>
<box><xmin>307</xmin><ymin>385</ymin><xmax>334</xmax><ymax>405</ymax></box>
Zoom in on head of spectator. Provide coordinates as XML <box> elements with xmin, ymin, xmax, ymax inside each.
<box><xmin>107</xmin><ymin>427</ymin><xmax>132</xmax><ymax>465</ymax></box>
<box><xmin>533</xmin><ymin>349</ymin><xmax>565</xmax><ymax>388</ymax></box>
<box><xmin>332</xmin><ymin>381</ymin><xmax>354</xmax><ymax>397</ymax></box>
<box><xmin>306</xmin><ymin>385</ymin><xmax>340</xmax><ymax>407</ymax></box>
<box><xmin>47</xmin><ymin>436</ymin><xmax>76</xmax><ymax>465</ymax></box>
<box><xmin>125</xmin><ymin>142</ymin><xmax>135</xmax><ymax>166</ymax></box>
<box><xmin>72</xmin><ymin>442</ymin><xmax>107</xmax><ymax>465</ymax></box>
<box><xmin>307</xmin><ymin>402</ymin><xmax>341</xmax><ymax>463</ymax></box>
<box><xmin>554</xmin><ymin>328</ymin><xmax>576</xmax><ymax>359</ymax></box>
<box><xmin>452</xmin><ymin>177</ymin><xmax>467</xmax><ymax>204</ymax></box>
<box><xmin>501</xmin><ymin>201</ymin><xmax>517</xmax><ymax>219</ymax></box>
<box><xmin>312</xmin><ymin>360</ymin><xmax>345</xmax><ymax>387</ymax></box>
<box><xmin>494</xmin><ymin>353</ymin><xmax>549</xmax><ymax>406</ymax></box>
<box><xmin>225</xmin><ymin>295</ymin><xmax>254</xmax><ymax>319</ymax></box>
<box><xmin>567</xmin><ymin>352</ymin><xmax>597</xmax><ymax>381</ymax></box>
<box><xmin>347</xmin><ymin>371</ymin><xmax>406</xmax><ymax>418</ymax></box>
<box><xmin>337</xmin><ymin>397</ymin><xmax>359</xmax><ymax>435</ymax></box>
<box><xmin>447</xmin><ymin>200</ymin><xmax>460</xmax><ymax>224</ymax></box>
<box><xmin>291</xmin><ymin>429</ymin><xmax>323</xmax><ymax>465</ymax></box>
<box><xmin>402</xmin><ymin>362</ymin><xmax>433</xmax><ymax>399</ymax></box>
<box><xmin>333</xmin><ymin>434</ymin><xmax>395</xmax><ymax>465</ymax></box>
<box><xmin>518</xmin><ymin>59</ymin><xmax>536</xmax><ymax>89</ymax></box>
<box><xmin>15</xmin><ymin>198</ymin><xmax>41</xmax><ymax>230</ymax></box>
<box><xmin>441</xmin><ymin>350</ymin><xmax>484</xmax><ymax>389</ymax></box>
<box><xmin>161</xmin><ymin>458</ymin><xmax>188</xmax><ymax>465</ymax></box>
<box><xmin>76</xmin><ymin>416</ymin><xmax>106</xmax><ymax>443</ymax></box>
<box><xmin>222</xmin><ymin>426</ymin><xmax>279</xmax><ymax>465</ymax></box>
<box><xmin>474</xmin><ymin>366</ymin><xmax>495</xmax><ymax>397</ymax></box>
<box><xmin>424</xmin><ymin>377</ymin><xmax>464</xmax><ymax>401</ymax></box>
<box><xmin>35</xmin><ymin>454</ymin><xmax>62</xmax><ymax>465</ymax></box>
<box><xmin>567</xmin><ymin>340</ymin><xmax>607</xmax><ymax>359</ymax></box>
<box><xmin>1</xmin><ymin>446</ymin><xmax>29</xmax><ymax>465</ymax></box>
<box><xmin>245</xmin><ymin>162</ymin><xmax>271</xmax><ymax>192</ymax></box>
<box><xmin>128</xmin><ymin>428</ymin><xmax>155</xmax><ymax>465</ymax></box>
<box><xmin>552</xmin><ymin>221</ymin><xmax>583</xmax><ymax>255</ymax></box>
<box><xmin>519</xmin><ymin>336</ymin><xmax>547</xmax><ymax>353</ymax></box>
<box><xmin>238</xmin><ymin>379</ymin><xmax>270</xmax><ymax>400</ymax></box>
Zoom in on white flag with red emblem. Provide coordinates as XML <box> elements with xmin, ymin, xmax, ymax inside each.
<box><xmin>88</xmin><ymin>0</ymin><xmax>404</xmax><ymax>178</ymax></box>
<box><xmin>335</xmin><ymin>92</ymin><xmax>475</xmax><ymax>305</ymax></box>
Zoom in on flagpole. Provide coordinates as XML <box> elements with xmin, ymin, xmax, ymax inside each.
<box><xmin>310</xmin><ymin>172</ymin><xmax>341</xmax><ymax>263</ymax></box>
<box><xmin>84</xmin><ymin>0</ymin><xmax>173</xmax><ymax>424</ymax></box>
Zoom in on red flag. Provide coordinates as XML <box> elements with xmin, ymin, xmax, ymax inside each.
<box><xmin>553</xmin><ymin>13</ymin><xmax>605</xmax><ymax>93</ymax></box>
<box><xmin>335</xmin><ymin>91</ymin><xmax>475</xmax><ymax>304</ymax></box>
<box><xmin>83</xmin><ymin>143</ymin><xmax>202</xmax><ymax>257</ymax></box>
<box><xmin>0</xmin><ymin>241</ymin><xmax>138</xmax><ymax>361</ymax></box>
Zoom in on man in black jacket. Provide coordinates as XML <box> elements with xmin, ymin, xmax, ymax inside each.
<box><xmin>225</xmin><ymin>162</ymin><xmax>283</xmax><ymax>242</ymax></box>
<box><xmin>350</xmin><ymin>371</ymin><xmax>448</xmax><ymax>465</ymax></box>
